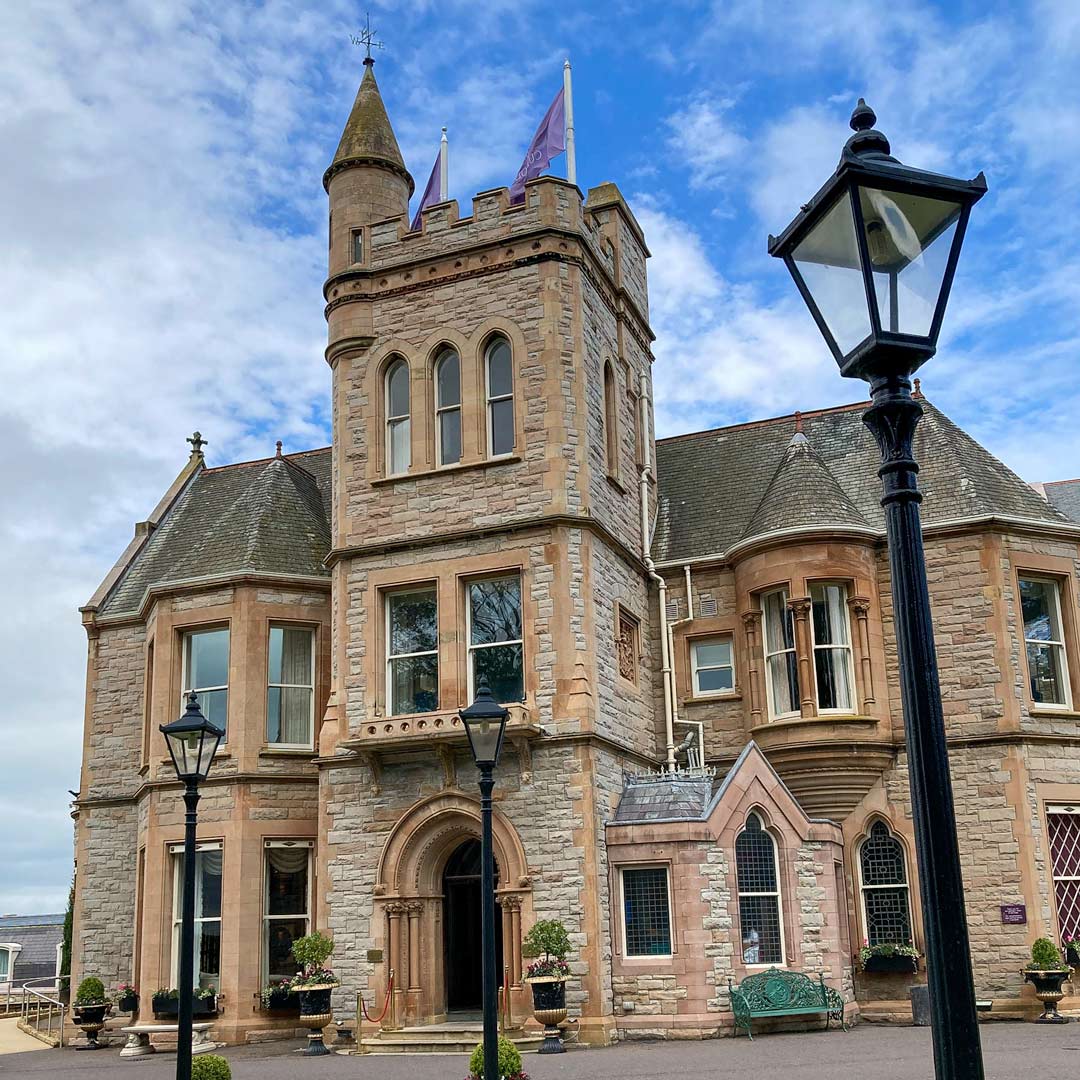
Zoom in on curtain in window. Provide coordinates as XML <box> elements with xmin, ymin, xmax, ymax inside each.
<box><xmin>268</xmin><ymin>627</ymin><xmax>313</xmax><ymax>745</ymax></box>
<box><xmin>173</xmin><ymin>849</ymin><xmax>222</xmax><ymax>991</ymax></box>
<box><xmin>763</xmin><ymin>591</ymin><xmax>799</xmax><ymax>717</ymax></box>
<box><xmin>265</xmin><ymin>847</ymin><xmax>310</xmax><ymax>982</ymax></box>
<box><xmin>811</xmin><ymin>583</ymin><xmax>854</xmax><ymax>711</ymax></box>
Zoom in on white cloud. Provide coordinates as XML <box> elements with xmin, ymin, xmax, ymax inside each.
<box><xmin>665</xmin><ymin>95</ymin><xmax>748</xmax><ymax>190</ymax></box>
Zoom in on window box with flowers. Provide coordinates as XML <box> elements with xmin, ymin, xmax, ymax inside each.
<box><xmin>260</xmin><ymin>979</ymin><xmax>300</xmax><ymax>1013</ymax></box>
<box><xmin>115</xmin><ymin>983</ymin><xmax>139</xmax><ymax>1013</ymax></box>
<box><xmin>858</xmin><ymin>942</ymin><xmax>920</xmax><ymax>974</ymax></box>
<box><xmin>151</xmin><ymin>987</ymin><xmax>218</xmax><ymax>1018</ymax></box>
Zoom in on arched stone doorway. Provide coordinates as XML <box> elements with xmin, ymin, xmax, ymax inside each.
<box><xmin>375</xmin><ymin>791</ymin><xmax>530</xmax><ymax>1027</ymax></box>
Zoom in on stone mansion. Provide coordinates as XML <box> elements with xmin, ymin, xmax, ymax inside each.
<box><xmin>72</xmin><ymin>59</ymin><xmax>1080</xmax><ymax>1045</ymax></box>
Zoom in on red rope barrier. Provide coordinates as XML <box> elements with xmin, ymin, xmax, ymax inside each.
<box><xmin>359</xmin><ymin>969</ymin><xmax>394</xmax><ymax>1024</ymax></box>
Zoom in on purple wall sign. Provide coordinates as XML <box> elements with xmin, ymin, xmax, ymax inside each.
<box><xmin>1000</xmin><ymin>904</ymin><xmax>1027</xmax><ymax>925</ymax></box>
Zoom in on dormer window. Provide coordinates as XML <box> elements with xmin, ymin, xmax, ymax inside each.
<box><xmin>485</xmin><ymin>337</ymin><xmax>514</xmax><ymax>457</ymax></box>
<box><xmin>385</xmin><ymin>358</ymin><xmax>411</xmax><ymax>475</ymax></box>
<box><xmin>351</xmin><ymin>228</ymin><xmax>364</xmax><ymax>265</ymax></box>
<box><xmin>435</xmin><ymin>349</ymin><xmax>462</xmax><ymax>466</ymax></box>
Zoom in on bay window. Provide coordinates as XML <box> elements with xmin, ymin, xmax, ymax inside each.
<box><xmin>810</xmin><ymin>582</ymin><xmax>855</xmax><ymax>712</ymax></box>
<box><xmin>387</xmin><ymin>587</ymin><xmax>439</xmax><ymax>715</ymax></box>
<box><xmin>267</xmin><ymin>625</ymin><xmax>315</xmax><ymax>747</ymax></box>
<box><xmin>181</xmin><ymin>628</ymin><xmax>229</xmax><ymax>737</ymax></box>
<box><xmin>1020</xmin><ymin>575</ymin><xmax>1071</xmax><ymax>707</ymax></box>
<box><xmin>170</xmin><ymin>842</ymin><xmax>222</xmax><ymax>992</ymax></box>
<box><xmin>264</xmin><ymin>841</ymin><xmax>312</xmax><ymax>984</ymax></box>
<box><xmin>468</xmin><ymin>574</ymin><xmax>524</xmax><ymax>703</ymax></box>
<box><xmin>762</xmin><ymin>590</ymin><xmax>799</xmax><ymax>719</ymax></box>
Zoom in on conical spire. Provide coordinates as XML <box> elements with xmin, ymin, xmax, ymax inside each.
<box><xmin>323</xmin><ymin>60</ymin><xmax>414</xmax><ymax>194</ymax></box>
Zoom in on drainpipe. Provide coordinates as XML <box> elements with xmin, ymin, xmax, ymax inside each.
<box><xmin>638</xmin><ymin>372</ymin><xmax>676</xmax><ymax>773</ymax></box>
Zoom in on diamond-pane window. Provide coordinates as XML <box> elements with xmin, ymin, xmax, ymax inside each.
<box><xmin>859</xmin><ymin>821</ymin><xmax>912</xmax><ymax>947</ymax></box>
<box><xmin>1048</xmin><ymin>806</ymin><xmax>1080</xmax><ymax>941</ymax></box>
<box><xmin>622</xmin><ymin>867</ymin><xmax>672</xmax><ymax>957</ymax></box>
<box><xmin>736</xmin><ymin>813</ymin><xmax>785</xmax><ymax>965</ymax></box>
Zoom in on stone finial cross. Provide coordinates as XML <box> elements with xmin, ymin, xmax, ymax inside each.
<box><xmin>187</xmin><ymin>431</ymin><xmax>208</xmax><ymax>457</ymax></box>
<box><xmin>350</xmin><ymin>13</ymin><xmax>384</xmax><ymax>60</ymax></box>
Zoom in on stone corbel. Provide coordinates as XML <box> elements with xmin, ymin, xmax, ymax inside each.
<box><xmin>356</xmin><ymin>749</ymin><xmax>383</xmax><ymax>795</ymax></box>
<box><xmin>848</xmin><ymin>596</ymin><xmax>876</xmax><ymax>709</ymax></box>
<box><xmin>511</xmin><ymin>734</ymin><xmax>533</xmax><ymax>785</ymax></box>
<box><xmin>741</xmin><ymin>610</ymin><xmax>764</xmax><ymax>726</ymax></box>
<box><xmin>436</xmin><ymin>744</ymin><xmax>457</xmax><ymax>790</ymax></box>
<box><xmin>787</xmin><ymin>597</ymin><xmax>817</xmax><ymax>718</ymax></box>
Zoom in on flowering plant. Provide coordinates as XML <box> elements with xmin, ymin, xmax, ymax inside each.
<box><xmin>857</xmin><ymin>940</ymin><xmax>919</xmax><ymax>968</ymax></box>
<box><xmin>521</xmin><ymin>919</ymin><xmax>572</xmax><ymax>981</ymax></box>
<box><xmin>116</xmin><ymin>983</ymin><xmax>137</xmax><ymax>995</ymax></box>
<box><xmin>524</xmin><ymin>958</ymin><xmax>570</xmax><ymax>980</ymax></box>
<box><xmin>260</xmin><ymin>979</ymin><xmax>295</xmax><ymax>1008</ymax></box>
<box><xmin>288</xmin><ymin>931</ymin><xmax>340</xmax><ymax>988</ymax></box>
<box><xmin>289</xmin><ymin>967</ymin><xmax>339</xmax><ymax>989</ymax></box>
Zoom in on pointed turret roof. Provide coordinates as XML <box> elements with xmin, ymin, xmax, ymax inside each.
<box><xmin>737</xmin><ymin>427</ymin><xmax>872</xmax><ymax>546</ymax></box>
<box><xmin>324</xmin><ymin>60</ymin><xmax>414</xmax><ymax>194</ymax></box>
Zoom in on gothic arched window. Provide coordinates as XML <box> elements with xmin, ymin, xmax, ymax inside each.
<box><xmin>603</xmin><ymin>361</ymin><xmax>618</xmax><ymax>474</ymax></box>
<box><xmin>859</xmin><ymin>821</ymin><xmax>913</xmax><ymax>946</ymax></box>
<box><xmin>485</xmin><ymin>337</ymin><xmax>514</xmax><ymax>457</ymax></box>
<box><xmin>435</xmin><ymin>349</ymin><xmax>462</xmax><ymax>466</ymax></box>
<box><xmin>385</xmin><ymin>358</ymin><xmax>411</xmax><ymax>475</ymax></box>
<box><xmin>735</xmin><ymin>812</ymin><xmax>785</xmax><ymax>966</ymax></box>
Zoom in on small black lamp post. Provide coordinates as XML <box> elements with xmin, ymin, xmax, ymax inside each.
<box><xmin>460</xmin><ymin>679</ymin><xmax>510</xmax><ymax>1080</ymax></box>
<box><xmin>161</xmin><ymin>693</ymin><xmax>224</xmax><ymax>1080</ymax></box>
<box><xmin>769</xmin><ymin>101</ymin><xmax>986</xmax><ymax>1080</ymax></box>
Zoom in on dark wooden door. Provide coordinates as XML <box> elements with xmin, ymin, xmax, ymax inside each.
<box><xmin>443</xmin><ymin>839</ymin><xmax>501</xmax><ymax>1012</ymax></box>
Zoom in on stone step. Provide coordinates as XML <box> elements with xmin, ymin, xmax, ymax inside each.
<box><xmin>361</xmin><ymin>1027</ymin><xmax>545</xmax><ymax>1055</ymax></box>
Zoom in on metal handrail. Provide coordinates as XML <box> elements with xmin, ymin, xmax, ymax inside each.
<box><xmin>18</xmin><ymin>975</ymin><xmax>69</xmax><ymax>1048</ymax></box>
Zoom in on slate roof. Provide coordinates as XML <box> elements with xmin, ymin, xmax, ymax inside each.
<box><xmin>611</xmin><ymin>775</ymin><xmax>716</xmax><ymax>823</ymax></box>
<box><xmin>98</xmin><ymin>449</ymin><xmax>331</xmax><ymax>618</ymax></box>
<box><xmin>1043</xmin><ymin>479</ymin><xmax>1080</xmax><ymax>523</ymax></box>
<box><xmin>654</xmin><ymin>398</ymin><xmax>1071</xmax><ymax>565</ymax></box>
<box><xmin>0</xmin><ymin>914</ymin><xmax>64</xmax><ymax>929</ymax></box>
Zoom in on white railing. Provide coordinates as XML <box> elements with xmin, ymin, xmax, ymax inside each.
<box><xmin>16</xmin><ymin>976</ymin><xmax>68</xmax><ymax>1048</ymax></box>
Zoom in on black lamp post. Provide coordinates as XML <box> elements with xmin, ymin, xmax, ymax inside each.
<box><xmin>769</xmin><ymin>101</ymin><xmax>987</xmax><ymax>1080</ymax></box>
<box><xmin>160</xmin><ymin>693</ymin><xmax>224</xmax><ymax>1080</ymax></box>
<box><xmin>460</xmin><ymin>679</ymin><xmax>510</xmax><ymax>1080</ymax></box>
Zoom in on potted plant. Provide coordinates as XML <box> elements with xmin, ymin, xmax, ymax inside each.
<box><xmin>151</xmin><ymin>986</ymin><xmax>218</xmax><ymax>1018</ymax></box>
<box><xmin>73</xmin><ymin>977</ymin><xmax>111</xmax><ymax>1051</ymax></box>
<box><xmin>858</xmin><ymin>940</ymin><xmax>920</xmax><ymax>974</ymax></box>
<box><xmin>1063</xmin><ymin>938</ymin><xmax>1080</xmax><ymax>967</ymax></box>
<box><xmin>289</xmin><ymin>930</ymin><xmax>339</xmax><ymax>1056</ymax></box>
<box><xmin>1023</xmin><ymin>937</ymin><xmax>1072</xmax><ymax>1023</ymax></box>
<box><xmin>116</xmin><ymin>983</ymin><xmax>139</xmax><ymax>1013</ymax></box>
<box><xmin>468</xmin><ymin>1035</ymin><xmax>529</xmax><ymax>1080</ymax></box>
<box><xmin>522</xmin><ymin>919</ymin><xmax>571</xmax><ymax>1055</ymax></box>
<box><xmin>260</xmin><ymin>978</ymin><xmax>299</xmax><ymax>1013</ymax></box>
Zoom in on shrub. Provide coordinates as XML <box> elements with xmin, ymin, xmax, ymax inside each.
<box><xmin>75</xmin><ymin>977</ymin><xmax>108</xmax><ymax>1006</ymax></box>
<box><xmin>521</xmin><ymin>919</ymin><xmax>572</xmax><ymax>979</ymax></box>
<box><xmin>1030</xmin><ymin>937</ymin><xmax>1064</xmax><ymax>970</ymax></box>
<box><xmin>191</xmin><ymin>1054</ymin><xmax>231</xmax><ymax>1080</ymax></box>
<box><xmin>468</xmin><ymin>1036</ymin><xmax>523</xmax><ymax>1080</ymax></box>
<box><xmin>291</xmin><ymin>930</ymin><xmax>334</xmax><ymax>973</ymax></box>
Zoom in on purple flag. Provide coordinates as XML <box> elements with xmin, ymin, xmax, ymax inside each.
<box><xmin>411</xmin><ymin>151</ymin><xmax>442</xmax><ymax>231</ymax></box>
<box><xmin>509</xmin><ymin>87</ymin><xmax>566</xmax><ymax>204</ymax></box>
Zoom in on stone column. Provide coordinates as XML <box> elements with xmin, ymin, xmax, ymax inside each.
<box><xmin>741</xmin><ymin>611</ymin><xmax>764</xmax><ymax>726</ymax></box>
<box><xmin>386</xmin><ymin>902</ymin><xmax>406</xmax><ymax>1028</ymax></box>
<box><xmin>502</xmin><ymin>894</ymin><xmax>523</xmax><ymax>987</ymax></box>
<box><xmin>406</xmin><ymin>902</ymin><xmax>423</xmax><ymax>992</ymax></box>
<box><xmin>848</xmin><ymin>596</ymin><xmax>876</xmax><ymax>710</ymax></box>
<box><xmin>788</xmin><ymin>597</ymin><xmax>817</xmax><ymax>718</ymax></box>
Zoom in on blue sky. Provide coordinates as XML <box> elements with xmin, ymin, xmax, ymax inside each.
<box><xmin>1</xmin><ymin>0</ymin><xmax>1078</xmax><ymax>912</ymax></box>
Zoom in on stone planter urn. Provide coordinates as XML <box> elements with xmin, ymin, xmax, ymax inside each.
<box><xmin>1023</xmin><ymin>968</ymin><xmax>1072</xmax><ymax>1023</ymax></box>
<box><xmin>293</xmin><ymin>985</ymin><xmax>335</xmax><ymax>1056</ymax></box>
<box><xmin>527</xmin><ymin>976</ymin><xmax>567</xmax><ymax>1054</ymax></box>
<box><xmin>73</xmin><ymin>1003</ymin><xmax>110</xmax><ymax>1050</ymax></box>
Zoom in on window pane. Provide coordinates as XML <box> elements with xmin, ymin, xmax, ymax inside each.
<box><xmin>1021</xmin><ymin>578</ymin><xmax>1061</xmax><ymax>642</ymax></box>
<box><xmin>387</xmin><ymin>361</ymin><xmax>409</xmax><ymax>417</ymax></box>
<box><xmin>697</xmin><ymin>666</ymin><xmax>734</xmax><ymax>693</ymax></box>
<box><xmin>437</xmin><ymin>351</ymin><xmax>461</xmax><ymax>407</ymax></box>
<box><xmin>351</xmin><ymin>229</ymin><xmax>363</xmax><ymax>264</ymax></box>
<box><xmin>266</xmin><ymin>917</ymin><xmax>308</xmax><ymax>983</ymax></box>
<box><xmin>811</xmin><ymin>584</ymin><xmax>849</xmax><ymax>646</ymax></box>
<box><xmin>695</xmin><ymin>641</ymin><xmax>731</xmax><ymax>669</ymax></box>
<box><xmin>195</xmin><ymin>920</ymin><xmax>220</xmax><ymax>990</ymax></box>
<box><xmin>267</xmin><ymin>851</ymin><xmax>308</xmax><ymax>916</ymax></box>
<box><xmin>390</xmin><ymin>655</ymin><xmax>439</xmax><ymax>715</ymax></box>
<box><xmin>473</xmin><ymin>643</ymin><xmax>524</xmax><ymax>703</ymax></box>
<box><xmin>268</xmin><ymin>686</ymin><xmax>313</xmax><ymax>744</ymax></box>
<box><xmin>469</xmin><ymin>578</ymin><xmax>522</xmax><ymax>645</ymax></box>
<box><xmin>0</xmin><ymin>951</ymin><xmax>7</xmax><ymax>978</ymax></box>
<box><xmin>389</xmin><ymin>418</ymin><xmax>410</xmax><ymax>473</ymax></box>
<box><xmin>764</xmin><ymin>592</ymin><xmax>794</xmax><ymax>652</ymax></box>
<box><xmin>197</xmin><ymin>851</ymin><xmax>223</xmax><ymax>919</ymax></box>
<box><xmin>490</xmin><ymin>398</ymin><xmax>514</xmax><ymax>456</ymax></box>
<box><xmin>187</xmin><ymin>629</ymin><xmax>229</xmax><ymax>690</ymax></box>
<box><xmin>860</xmin><ymin>823</ymin><xmax>906</xmax><ymax>885</ymax></box>
<box><xmin>623</xmin><ymin>868</ymin><xmax>671</xmax><ymax>956</ymax></box>
<box><xmin>736</xmin><ymin>818</ymin><xmax>777</xmax><ymax>893</ymax></box>
<box><xmin>199</xmin><ymin>688</ymin><xmax>228</xmax><ymax>735</ymax></box>
<box><xmin>864</xmin><ymin>887</ymin><xmax>912</xmax><ymax>947</ymax></box>
<box><xmin>1028</xmin><ymin>642</ymin><xmax>1067</xmax><ymax>705</ymax></box>
<box><xmin>439</xmin><ymin>408</ymin><xmax>462</xmax><ymax>466</ymax></box>
<box><xmin>1048</xmin><ymin>811</ymin><xmax>1080</xmax><ymax>941</ymax></box>
<box><xmin>767</xmin><ymin>654</ymin><xmax>799</xmax><ymax>715</ymax></box>
<box><xmin>815</xmin><ymin>648</ymin><xmax>853</xmax><ymax>711</ymax></box>
<box><xmin>389</xmin><ymin>589</ymin><xmax>438</xmax><ymax>655</ymax></box>
<box><xmin>486</xmin><ymin>339</ymin><xmax>512</xmax><ymax>398</ymax></box>
<box><xmin>739</xmin><ymin>895</ymin><xmax>782</xmax><ymax>964</ymax></box>
<box><xmin>269</xmin><ymin>626</ymin><xmax>312</xmax><ymax>686</ymax></box>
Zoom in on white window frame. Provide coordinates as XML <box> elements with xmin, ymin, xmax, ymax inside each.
<box><xmin>434</xmin><ymin>349</ymin><xmax>462</xmax><ymax>468</ymax></box>
<box><xmin>856</xmin><ymin>821</ymin><xmax>913</xmax><ymax>948</ymax></box>
<box><xmin>761</xmin><ymin>589</ymin><xmax>799</xmax><ymax>721</ymax></box>
<box><xmin>181</xmin><ymin>627</ymin><xmax>229</xmax><ymax>741</ymax></box>
<box><xmin>0</xmin><ymin>943</ymin><xmax>22</xmax><ymax>985</ymax></box>
<box><xmin>735</xmin><ymin>812</ymin><xmax>787</xmax><ymax>969</ymax></box>
<box><xmin>169</xmin><ymin>840</ymin><xmax>223</xmax><ymax>991</ymax></box>
<box><xmin>262</xmin><ymin>840</ymin><xmax>314</xmax><ymax>985</ymax></box>
<box><xmin>386</xmin><ymin>585</ymin><xmax>439</xmax><ymax>716</ymax></box>
<box><xmin>1020</xmin><ymin>574</ymin><xmax>1073</xmax><ymax>710</ymax></box>
<box><xmin>266</xmin><ymin>624</ymin><xmax>316</xmax><ymax>748</ymax></box>
<box><xmin>809</xmin><ymin>581</ymin><xmax>856</xmax><ymax>714</ymax></box>
<box><xmin>466</xmin><ymin>573</ymin><xmax>524</xmax><ymax>702</ymax></box>
<box><xmin>618</xmin><ymin>864</ymin><xmax>674</xmax><ymax>959</ymax></box>
<box><xmin>385</xmin><ymin>358</ymin><xmax>411</xmax><ymax>476</ymax></box>
<box><xmin>690</xmin><ymin>635</ymin><xmax>735</xmax><ymax>697</ymax></box>
<box><xmin>484</xmin><ymin>338</ymin><xmax>514</xmax><ymax>459</ymax></box>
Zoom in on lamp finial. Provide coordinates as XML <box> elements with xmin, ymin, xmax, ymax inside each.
<box><xmin>843</xmin><ymin>98</ymin><xmax>896</xmax><ymax>164</ymax></box>
<box><xmin>850</xmin><ymin>98</ymin><xmax>877</xmax><ymax>132</ymax></box>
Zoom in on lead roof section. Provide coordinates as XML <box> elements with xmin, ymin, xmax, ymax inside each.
<box><xmin>653</xmin><ymin>398</ymin><xmax>1070</xmax><ymax>565</ymax></box>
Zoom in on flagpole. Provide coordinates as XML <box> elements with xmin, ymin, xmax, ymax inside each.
<box><xmin>563</xmin><ymin>58</ymin><xmax>576</xmax><ymax>186</ymax></box>
<box><xmin>440</xmin><ymin>126</ymin><xmax>448</xmax><ymax>201</ymax></box>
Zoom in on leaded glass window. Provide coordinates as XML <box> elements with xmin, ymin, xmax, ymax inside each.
<box><xmin>762</xmin><ymin>590</ymin><xmax>799</xmax><ymax>719</ymax></box>
<box><xmin>1020</xmin><ymin>575</ymin><xmax>1071</xmax><ymax>707</ymax></box>
<box><xmin>810</xmin><ymin>582</ymin><xmax>854</xmax><ymax>712</ymax></box>
<box><xmin>735</xmin><ymin>813</ymin><xmax>784</xmax><ymax>965</ymax></box>
<box><xmin>1048</xmin><ymin>806</ymin><xmax>1080</xmax><ymax>942</ymax></box>
<box><xmin>435</xmin><ymin>349</ymin><xmax>462</xmax><ymax>466</ymax></box>
<box><xmin>859</xmin><ymin>821</ymin><xmax>912</xmax><ymax>947</ymax></box>
<box><xmin>386</xmin><ymin>587</ymin><xmax>439</xmax><ymax>715</ymax></box>
<box><xmin>468</xmin><ymin>575</ymin><xmax>524</xmax><ymax>703</ymax></box>
<box><xmin>386</xmin><ymin>358</ymin><xmax>411</xmax><ymax>475</ymax></box>
<box><xmin>622</xmin><ymin>866</ymin><xmax>672</xmax><ymax>957</ymax></box>
<box><xmin>485</xmin><ymin>337</ymin><xmax>514</xmax><ymax>457</ymax></box>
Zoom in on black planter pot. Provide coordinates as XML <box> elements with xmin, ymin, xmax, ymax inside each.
<box><xmin>528</xmin><ymin>978</ymin><xmax>567</xmax><ymax>1055</ymax></box>
<box><xmin>295</xmin><ymin>985</ymin><xmax>335</xmax><ymax>1056</ymax></box>
<box><xmin>152</xmin><ymin>994</ymin><xmax>216</xmax><ymax>1018</ymax></box>
<box><xmin>1065</xmin><ymin>946</ymin><xmax>1080</xmax><ymax>967</ymax></box>
<box><xmin>1023</xmin><ymin>969</ymin><xmax>1072</xmax><ymax>1023</ymax></box>
<box><xmin>117</xmin><ymin>993</ymin><xmax>139</xmax><ymax>1014</ymax></box>
<box><xmin>73</xmin><ymin>1004</ymin><xmax>110</xmax><ymax>1051</ymax></box>
<box><xmin>862</xmin><ymin>954</ymin><xmax>919</xmax><ymax>975</ymax></box>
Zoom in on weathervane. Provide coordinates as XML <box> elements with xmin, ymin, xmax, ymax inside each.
<box><xmin>350</xmin><ymin>13</ymin><xmax>384</xmax><ymax>61</ymax></box>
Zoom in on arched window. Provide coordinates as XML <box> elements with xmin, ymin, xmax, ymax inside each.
<box><xmin>435</xmin><ymin>349</ymin><xmax>462</xmax><ymax>466</ymax></box>
<box><xmin>735</xmin><ymin>812</ymin><xmax>785</xmax><ymax>965</ymax></box>
<box><xmin>859</xmin><ymin>821</ymin><xmax>913</xmax><ymax>946</ymax></box>
<box><xmin>385</xmin><ymin>358</ymin><xmax>410</xmax><ymax>475</ymax></box>
<box><xmin>485</xmin><ymin>337</ymin><xmax>514</xmax><ymax>457</ymax></box>
<box><xmin>603</xmin><ymin>361</ymin><xmax>618</xmax><ymax>473</ymax></box>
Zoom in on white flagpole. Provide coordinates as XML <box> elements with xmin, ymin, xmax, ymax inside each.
<box><xmin>440</xmin><ymin>126</ymin><xmax>448</xmax><ymax>201</ymax></box>
<box><xmin>563</xmin><ymin>58</ymin><xmax>576</xmax><ymax>186</ymax></box>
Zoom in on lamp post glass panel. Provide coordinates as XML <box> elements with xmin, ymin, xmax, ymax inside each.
<box><xmin>460</xmin><ymin>680</ymin><xmax>510</xmax><ymax>1080</ymax></box>
<box><xmin>770</xmin><ymin>100</ymin><xmax>986</xmax><ymax>1080</ymax></box>
<box><xmin>160</xmin><ymin>693</ymin><xmax>223</xmax><ymax>1080</ymax></box>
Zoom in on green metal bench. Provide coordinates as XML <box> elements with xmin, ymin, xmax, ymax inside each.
<box><xmin>727</xmin><ymin>968</ymin><xmax>846</xmax><ymax>1039</ymax></box>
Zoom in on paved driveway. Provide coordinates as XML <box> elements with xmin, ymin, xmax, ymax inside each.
<box><xmin>0</xmin><ymin>1025</ymin><xmax>1078</xmax><ymax>1078</ymax></box>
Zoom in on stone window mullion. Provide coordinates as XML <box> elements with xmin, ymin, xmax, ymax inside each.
<box><xmin>787</xmin><ymin>598</ymin><xmax>817</xmax><ymax>718</ymax></box>
<box><xmin>848</xmin><ymin>596</ymin><xmax>876</xmax><ymax>711</ymax></box>
<box><xmin>741</xmin><ymin>611</ymin><xmax>764</xmax><ymax>726</ymax></box>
